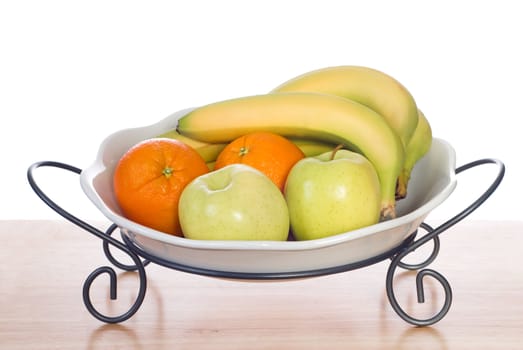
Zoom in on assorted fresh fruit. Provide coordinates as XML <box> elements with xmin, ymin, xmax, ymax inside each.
<box><xmin>113</xmin><ymin>65</ymin><xmax>433</xmax><ymax>241</ymax></box>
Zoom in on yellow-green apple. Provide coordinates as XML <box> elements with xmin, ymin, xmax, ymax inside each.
<box><xmin>178</xmin><ymin>164</ymin><xmax>289</xmax><ymax>241</ymax></box>
<box><xmin>284</xmin><ymin>148</ymin><xmax>381</xmax><ymax>240</ymax></box>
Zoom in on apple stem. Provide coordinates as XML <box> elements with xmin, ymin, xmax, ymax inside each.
<box><xmin>330</xmin><ymin>144</ymin><xmax>344</xmax><ymax>160</ymax></box>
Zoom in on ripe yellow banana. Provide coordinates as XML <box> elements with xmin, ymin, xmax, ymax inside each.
<box><xmin>177</xmin><ymin>92</ymin><xmax>405</xmax><ymax>219</ymax></box>
<box><xmin>289</xmin><ymin>137</ymin><xmax>338</xmax><ymax>157</ymax></box>
<box><xmin>271</xmin><ymin>65</ymin><xmax>419</xmax><ymax>148</ymax></box>
<box><xmin>156</xmin><ymin>129</ymin><xmax>227</xmax><ymax>163</ymax></box>
<box><xmin>396</xmin><ymin>109</ymin><xmax>432</xmax><ymax>199</ymax></box>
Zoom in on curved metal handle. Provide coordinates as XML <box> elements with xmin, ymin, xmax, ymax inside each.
<box><xmin>27</xmin><ymin>161</ymin><xmax>121</xmax><ymax>246</ymax></box>
<box><xmin>438</xmin><ymin>158</ymin><xmax>505</xmax><ymax>234</ymax></box>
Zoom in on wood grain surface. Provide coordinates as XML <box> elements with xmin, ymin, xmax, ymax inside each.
<box><xmin>1</xmin><ymin>220</ymin><xmax>522</xmax><ymax>349</ymax></box>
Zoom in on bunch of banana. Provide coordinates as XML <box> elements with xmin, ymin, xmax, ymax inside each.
<box><xmin>270</xmin><ymin>65</ymin><xmax>432</xmax><ymax>200</ymax></box>
<box><xmin>175</xmin><ymin>92</ymin><xmax>404</xmax><ymax>220</ymax></box>
<box><xmin>271</xmin><ymin>65</ymin><xmax>419</xmax><ymax>148</ymax></box>
<box><xmin>159</xmin><ymin>65</ymin><xmax>433</xmax><ymax>220</ymax></box>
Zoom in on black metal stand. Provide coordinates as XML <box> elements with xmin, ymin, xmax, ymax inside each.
<box><xmin>26</xmin><ymin>158</ymin><xmax>505</xmax><ymax>326</ymax></box>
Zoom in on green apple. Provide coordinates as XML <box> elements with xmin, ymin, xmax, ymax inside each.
<box><xmin>284</xmin><ymin>149</ymin><xmax>381</xmax><ymax>240</ymax></box>
<box><xmin>178</xmin><ymin>164</ymin><xmax>289</xmax><ymax>241</ymax></box>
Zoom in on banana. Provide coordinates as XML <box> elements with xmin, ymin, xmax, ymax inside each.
<box><xmin>156</xmin><ymin>129</ymin><xmax>227</xmax><ymax>163</ymax></box>
<box><xmin>396</xmin><ymin>109</ymin><xmax>432</xmax><ymax>200</ymax></box>
<box><xmin>177</xmin><ymin>92</ymin><xmax>405</xmax><ymax>220</ymax></box>
<box><xmin>158</xmin><ymin>129</ymin><xmax>337</xmax><ymax>160</ymax></box>
<box><xmin>271</xmin><ymin>65</ymin><xmax>419</xmax><ymax>148</ymax></box>
<box><xmin>289</xmin><ymin>137</ymin><xmax>338</xmax><ymax>157</ymax></box>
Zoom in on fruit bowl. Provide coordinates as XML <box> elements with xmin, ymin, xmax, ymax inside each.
<box><xmin>80</xmin><ymin>108</ymin><xmax>457</xmax><ymax>275</ymax></box>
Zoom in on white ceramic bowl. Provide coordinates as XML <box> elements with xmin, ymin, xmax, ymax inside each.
<box><xmin>80</xmin><ymin>108</ymin><xmax>457</xmax><ymax>275</ymax></box>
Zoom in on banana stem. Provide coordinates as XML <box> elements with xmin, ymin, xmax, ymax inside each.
<box><xmin>380</xmin><ymin>202</ymin><xmax>396</xmax><ymax>221</ymax></box>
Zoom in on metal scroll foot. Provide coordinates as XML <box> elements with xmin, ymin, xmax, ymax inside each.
<box><xmin>385</xmin><ymin>158</ymin><xmax>505</xmax><ymax>326</ymax></box>
<box><xmin>27</xmin><ymin>161</ymin><xmax>149</xmax><ymax>324</ymax></box>
<box><xmin>81</xmin><ymin>224</ymin><xmax>149</xmax><ymax>323</ymax></box>
<box><xmin>81</xmin><ymin>255</ymin><xmax>147</xmax><ymax>323</ymax></box>
<box><xmin>386</xmin><ymin>224</ymin><xmax>452</xmax><ymax>326</ymax></box>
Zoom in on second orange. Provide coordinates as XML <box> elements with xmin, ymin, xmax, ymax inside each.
<box><xmin>214</xmin><ymin>132</ymin><xmax>305</xmax><ymax>191</ymax></box>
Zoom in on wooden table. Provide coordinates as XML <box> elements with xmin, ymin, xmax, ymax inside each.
<box><xmin>1</xmin><ymin>220</ymin><xmax>522</xmax><ymax>349</ymax></box>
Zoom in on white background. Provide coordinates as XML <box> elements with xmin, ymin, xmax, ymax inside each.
<box><xmin>1</xmin><ymin>1</ymin><xmax>520</xmax><ymax>222</ymax></box>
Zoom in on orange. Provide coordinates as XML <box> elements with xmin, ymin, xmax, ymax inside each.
<box><xmin>113</xmin><ymin>138</ymin><xmax>209</xmax><ymax>236</ymax></box>
<box><xmin>214</xmin><ymin>132</ymin><xmax>305</xmax><ymax>191</ymax></box>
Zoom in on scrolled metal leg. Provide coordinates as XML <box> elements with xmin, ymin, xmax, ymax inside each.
<box><xmin>82</xmin><ymin>242</ymin><xmax>148</xmax><ymax>324</ymax></box>
<box><xmin>385</xmin><ymin>223</ymin><xmax>451</xmax><ymax>326</ymax></box>
<box><xmin>386</xmin><ymin>238</ymin><xmax>453</xmax><ymax>326</ymax></box>
<box><xmin>102</xmin><ymin>224</ymin><xmax>151</xmax><ymax>271</ymax></box>
<box><xmin>396</xmin><ymin>223</ymin><xmax>439</xmax><ymax>271</ymax></box>
<box><xmin>27</xmin><ymin>161</ymin><xmax>149</xmax><ymax>323</ymax></box>
<box><xmin>386</xmin><ymin>158</ymin><xmax>504</xmax><ymax>326</ymax></box>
